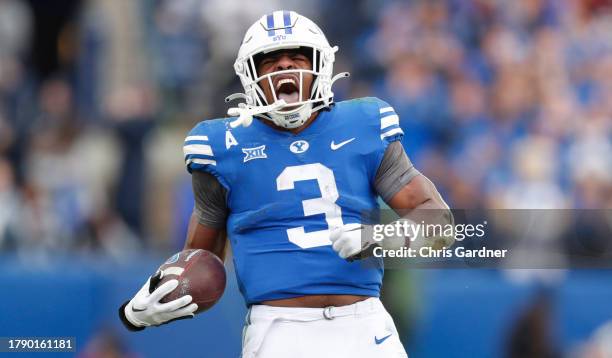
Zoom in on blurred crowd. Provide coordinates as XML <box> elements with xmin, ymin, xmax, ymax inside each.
<box><xmin>332</xmin><ymin>0</ymin><xmax>612</xmax><ymax>211</ymax></box>
<box><xmin>0</xmin><ymin>0</ymin><xmax>610</xmax><ymax>258</ymax></box>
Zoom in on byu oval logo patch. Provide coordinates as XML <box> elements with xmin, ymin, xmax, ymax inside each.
<box><xmin>290</xmin><ymin>140</ymin><xmax>309</xmax><ymax>154</ymax></box>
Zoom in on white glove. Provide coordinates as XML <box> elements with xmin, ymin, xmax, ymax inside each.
<box><xmin>124</xmin><ymin>273</ymin><xmax>198</xmax><ymax>328</ymax></box>
<box><xmin>329</xmin><ymin>223</ymin><xmax>378</xmax><ymax>260</ymax></box>
<box><xmin>329</xmin><ymin>220</ymin><xmax>417</xmax><ymax>261</ymax></box>
<box><xmin>330</xmin><ymin>219</ymin><xmax>456</xmax><ymax>261</ymax></box>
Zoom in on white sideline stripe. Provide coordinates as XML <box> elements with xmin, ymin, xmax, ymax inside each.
<box><xmin>186</xmin><ymin>158</ymin><xmax>217</xmax><ymax>166</ymax></box>
<box><xmin>184</xmin><ymin>144</ymin><xmax>214</xmax><ymax>156</ymax></box>
<box><xmin>185</xmin><ymin>135</ymin><xmax>209</xmax><ymax>142</ymax></box>
<box><xmin>380</xmin><ymin>127</ymin><xmax>404</xmax><ymax>139</ymax></box>
<box><xmin>162</xmin><ymin>267</ymin><xmax>184</xmax><ymax>276</ymax></box>
<box><xmin>381</xmin><ymin>114</ymin><xmax>399</xmax><ymax>129</ymax></box>
<box><xmin>379</xmin><ymin>107</ymin><xmax>394</xmax><ymax>114</ymax></box>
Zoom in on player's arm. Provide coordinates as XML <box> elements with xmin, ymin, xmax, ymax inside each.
<box><xmin>376</xmin><ymin>142</ymin><xmax>450</xmax><ymax>213</ymax></box>
<box><xmin>118</xmin><ymin>171</ymin><xmax>228</xmax><ymax>331</ymax></box>
<box><xmin>184</xmin><ymin>215</ymin><xmax>227</xmax><ymax>259</ymax></box>
<box><xmin>330</xmin><ymin>142</ymin><xmax>453</xmax><ymax>259</ymax></box>
<box><xmin>183</xmin><ymin>171</ymin><xmax>229</xmax><ymax>261</ymax></box>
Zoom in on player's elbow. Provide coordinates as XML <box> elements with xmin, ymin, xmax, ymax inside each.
<box><xmin>388</xmin><ymin>175</ymin><xmax>445</xmax><ymax>209</ymax></box>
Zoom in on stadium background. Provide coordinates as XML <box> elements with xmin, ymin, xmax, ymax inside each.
<box><xmin>0</xmin><ymin>0</ymin><xmax>610</xmax><ymax>356</ymax></box>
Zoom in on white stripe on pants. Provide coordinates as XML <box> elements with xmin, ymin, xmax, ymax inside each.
<box><xmin>241</xmin><ymin>297</ymin><xmax>407</xmax><ymax>358</ymax></box>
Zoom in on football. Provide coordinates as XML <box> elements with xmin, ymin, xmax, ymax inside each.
<box><xmin>155</xmin><ymin>249</ymin><xmax>226</xmax><ymax>314</ymax></box>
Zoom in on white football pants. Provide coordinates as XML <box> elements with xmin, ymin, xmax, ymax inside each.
<box><xmin>241</xmin><ymin>297</ymin><xmax>408</xmax><ymax>358</ymax></box>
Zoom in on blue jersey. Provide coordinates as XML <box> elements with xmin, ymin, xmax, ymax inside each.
<box><xmin>183</xmin><ymin>97</ymin><xmax>404</xmax><ymax>305</ymax></box>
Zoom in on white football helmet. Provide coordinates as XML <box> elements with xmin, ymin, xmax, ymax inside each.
<box><xmin>226</xmin><ymin>10</ymin><xmax>349</xmax><ymax>129</ymax></box>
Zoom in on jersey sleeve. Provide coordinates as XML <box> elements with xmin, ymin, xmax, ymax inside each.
<box><xmin>376</xmin><ymin>99</ymin><xmax>404</xmax><ymax>145</ymax></box>
<box><xmin>374</xmin><ymin>141</ymin><xmax>421</xmax><ymax>203</ymax></box>
<box><xmin>361</xmin><ymin>97</ymin><xmax>406</xmax><ymax>185</ymax></box>
<box><xmin>192</xmin><ymin>171</ymin><xmax>228</xmax><ymax>228</ymax></box>
<box><xmin>183</xmin><ymin>120</ymin><xmax>230</xmax><ymax>190</ymax></box>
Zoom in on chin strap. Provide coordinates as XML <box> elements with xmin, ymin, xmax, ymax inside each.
<box><xmin>226</xmin><ymin>99</ymin><xmax>287</xmax><ymax>128</ymax></box>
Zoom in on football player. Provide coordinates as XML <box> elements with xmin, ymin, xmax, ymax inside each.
<box><xmin>120</xmin><ymin>11</ymin><xmax>451</xmax><ymax>357</ymax></box>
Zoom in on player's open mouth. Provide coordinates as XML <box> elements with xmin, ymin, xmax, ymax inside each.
<box><xmin>275</xmin><ymin>77</ymin><xmax>300</xmax><ymax>104</ymax></box>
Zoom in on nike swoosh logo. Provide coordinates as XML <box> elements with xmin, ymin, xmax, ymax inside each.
<box><xmin>330</xmin><ymin>138</ymin><xmax>355</xmax><ymax>150</ymax></box>
<box><xmin>131</xmin><ymin>307</ymin><xmax>146</xmax><ymax>312</ymax></box>
<box><xmin>375</xmin><ymin>334</ymin><xmax>392</xmax><ymax>345</ymax></box>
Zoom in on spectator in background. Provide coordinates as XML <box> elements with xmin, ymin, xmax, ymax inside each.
<box><xmin>505</xmin><ymin>291</ymin><xmax>559</xmax><ymax>358</ymax></box>
<box><xmin>0</xmin><ymin>158</ymin><xmax>19</xmax><ymax>250</ymax></box>
<box><xmin>105</xmin><ymin>86</ymin><xmax>156</xmax><ymax>241</ymax></box>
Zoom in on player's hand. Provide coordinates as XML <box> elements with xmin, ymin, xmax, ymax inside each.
<box><xmin>124</xmin><ymin>272</ymin><xmax>198</xmax><ymax>328</ymax></box>
<box><xmin>329</xmin><ymin>220</ymin><xmax>423</xmax><ymax>261</ymax></box>
<box><xmin>329</xmin><ymin>223</ymin><xmax>373</xmax><ymax>260</ymax></box>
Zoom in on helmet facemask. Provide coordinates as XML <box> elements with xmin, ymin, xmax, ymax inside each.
<box><xmin>240</xmin><ymin>46</ymin><xmax>329</xmax><ymax>129</ymax></box>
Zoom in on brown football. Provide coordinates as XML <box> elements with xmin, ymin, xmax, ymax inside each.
<box><xmin>156</xmin><ymin>249</ymin><xmax>226</xmax><ymax>314</ymax></box>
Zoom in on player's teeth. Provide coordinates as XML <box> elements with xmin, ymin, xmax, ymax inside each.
<box><xmin>276</xmin><ymin>78</ymin><xmax>296</xmax><ymax>90</ymax></box>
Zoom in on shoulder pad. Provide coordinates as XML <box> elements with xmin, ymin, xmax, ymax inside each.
<box><xmin>344</xmin><ymin>97</ymin><xmax>404</xmax><ymax>144</ymax></box>
<box><xmin>373</xmin><ymin>98</ymin><xmax>403</xmax><ymax>144</ymax></box>
<box><xmin>183</xmin><ymin>118</ymin><xmax>227</xmax><ymax>174</ymax></box>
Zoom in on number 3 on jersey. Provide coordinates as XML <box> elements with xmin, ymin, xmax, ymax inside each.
<box><xmin>276</xmin><ymin>163</ymin><xmax>345</xmax><ymax>249</ymax></box>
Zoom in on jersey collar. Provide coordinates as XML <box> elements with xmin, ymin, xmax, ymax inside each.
<box><xmin>251</xmin><ymin>107</ymin><xmax>333</xmax><ymax>138</ymax></box>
